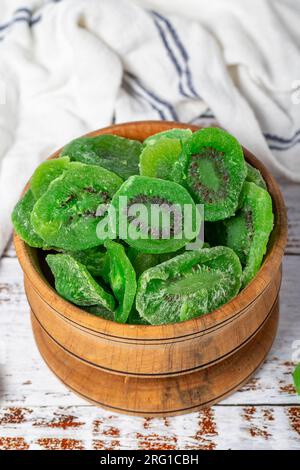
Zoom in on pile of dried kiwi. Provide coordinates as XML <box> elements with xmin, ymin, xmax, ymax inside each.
<box><xmin>12</xmin><ymin>127</ymin><xmax>274</xmax><ymax>325</ymax></box>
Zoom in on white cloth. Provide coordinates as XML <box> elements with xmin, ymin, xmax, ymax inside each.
<box><xmin>0</xmin><ymin>0</ymin><xmax>300</xmax><ymax>256</ymax></box>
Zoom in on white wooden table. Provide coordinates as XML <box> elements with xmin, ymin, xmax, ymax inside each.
<box><xmin>0</xmin><ymin>179</ymin><xmax>299</xmax><ymax>450</ymax></box>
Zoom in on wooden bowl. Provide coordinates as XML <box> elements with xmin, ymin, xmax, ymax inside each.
<box><xmin>14</xmin><ymin>121</ymin><xmax>288</xmax><ymax>416</ymax></box>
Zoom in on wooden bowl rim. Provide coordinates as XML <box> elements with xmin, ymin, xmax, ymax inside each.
<box><xmin>14</xmin><ymin>120</ymin><xmax>288</xmax><ymax>340</ymax></box>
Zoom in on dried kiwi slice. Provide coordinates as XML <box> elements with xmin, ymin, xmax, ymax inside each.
<box><xmin>174</xmin><ymin>127</ymin><xmax>247</xmax><ymax>221</ymax></box>
<box><xmin>103</xmin><ymin>240</ymin><xmax>136</xmax><ymax>323</ymax></box>
<box><xmin>12</xmin><ymin>189</ymin><xmax>44</xmax><ymax>248</ymax></box>
<box><xmin>219</xmin><ymin>182</ymin><xmax>273</xmax><ymax>287</ymax></box>
<box><xmin>136</xmin><ymin>246</ymin><xmax>242</xmax><ymax>325</ymax></box>
<box><xmin>144</xmin><ymin>128</ymin><xmax>192</xmax><ymax>146</ymax></box>
<box><xmin>60</xmin><ymin>134</ymin><xmax>143</xmax><ymax>180</ymax></box>
<box><xmin>246</xmin><ymin>162</ymin><xmax>267</xmax><ymax>190</ymax></box>
<box><xmin>46</xmin><ymin>254</ymin><xmax>115</xmax><ymax>310</ymax></box>
<box><xmin>110</xmin><ymin>175</ymin><xmax>201</xmax><ymax>254</ymax></box>
<box><xmin>64</xmin><ymin>246</ymin><xmax>106</xmax><ymax>278</ymax></box>
<box><xmin>31</xmin><ymin>165</ymin><xmax>122</xmax><ymax>251</ymax></box>
<box><xmin>139</xmin><ymin>138</ymin><xmax>182</xmax><ymax>180</ymax></box>
<box><xmin>31</xmin><ymin>157</ymin><xmax>71</xmax><ymax>200</ymax></box>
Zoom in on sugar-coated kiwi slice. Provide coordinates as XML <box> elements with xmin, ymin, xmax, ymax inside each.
<box><xmin>102</xmin><ymin>240</ymin><xmax>136</xmax><ymax>323</ymax></box>
<box><xmin>246</xmin><ymin>162</ymin><xmax>267</xmax><ymax>190</ymax></box>
<box><xmin>136</xmin><ymin>246</ymin><xmax>242</xmax><ymax>325</ymax></box>
<box><xmin>139</xmin><ymin>138</ymin><xmax>182</xmax><ymax>180</ymax></box>
<box><xmin>220</xmin><ymin>182</ymin><xmax>273</xmax><ymax>287</ymax></box>
<box><xmin>60</xmin><ymin>134</ymin><xmax>143</xmax><ymax>180</ymax></box>
<box><xmin>46</xmin><ymin>254</ymin><xmax>115</xmax><ymax>310</ymax></box>
<box><xmin>110</xmin><ymin>175</ymin><xmax>201</xmax><ymax>254</ymax></box>
<box><xmin>144</xmin><ymin>128</ymin><xmax>192</xmax><ymax>146</ymax></box>
<box><xmin>31</xmin><ymin>165</ymin><xmax>122</xmax><ymax>251</ymax></box>
<box><xmin>12</xmin><ymin>189</ymin><xmax>44</xmax><ymax>248</ymax></box>
<box><xmin>64</xmin><ymin>246</ymin><xmax>106</xmax><ymax>278</ymax></box>
<box><xmin>31</xmin><ymin>157</ymin><xmax>71</xmax><ymax>200</ymax></box>
<box><xmin>174</xmin><ymin>127</ymin><xmax>247</xmax><ymax>221</ymax></box>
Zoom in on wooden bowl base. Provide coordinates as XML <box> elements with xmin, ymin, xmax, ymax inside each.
<box><xmin>30</xmin><ymin>298</ymin><xmax>279</xmax><ymax>417</ymax></box>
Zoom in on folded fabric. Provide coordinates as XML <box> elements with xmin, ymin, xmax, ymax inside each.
<box><xmin>0</xmin><ymin>0</ymin><xmax>299</xmax><ymax>255</ymax></box>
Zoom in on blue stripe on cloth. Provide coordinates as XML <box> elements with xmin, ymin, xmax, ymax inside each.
<box><xmin>189</xmin><ymin>111</ymin><xmax>215</xmax><ymax>123</ymax></box>
<box><xmin>151</xmin><ymin>16</ymin><xmax>193</xmax><ymax>99</ymax></box>
<box><xmin>0</xmin><ymin>14</ymin><xmax>41</xmax><ymax>33</ymax></box>
<box><xmin>125</xmin><ymin>71</ymin><xmax>178</xmax><ymax>120</ymax></box>
<box><xmin>14</xmin><ymin>7</ymin><xmax>32</xmax><ymax>15</ymax></box>
<box><xmin>268</xmin><ymin>140</ymin><xmax>300</xmax><ymax>151</ymax></box>
<box><xmin>264</xmin><ymin>129</ymin><xmax>300</xmax><ymax>144</ymax></box>
<box><xmin>123</xmin><ymin>77</ymin><xmax>167</xmax><ymax>120</ymax></box>
<box><xmin>151</xmin><ymin>10</ymin><xmax>200</xmax><ymax>99</ymax></box>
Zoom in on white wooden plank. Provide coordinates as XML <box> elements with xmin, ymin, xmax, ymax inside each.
<box><xmin>0</xmin><ymin>255</ymin><xmax>299</xmax><ymax>407</ymax></box>
<box><xmin>0</xmin><ymin>405</ymin><xmax>299</xmax><ymax>450</ymax></box>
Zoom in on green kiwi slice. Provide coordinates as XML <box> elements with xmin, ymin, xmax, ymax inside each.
<box><xmin>31</xmin><ymin>157</ymin><xmax>71</xmax><ymax>200</ymax></box>
<box><xmin>139</xmin><ymin>138</ymin><xmax>182</xmax><ymax>180</ymax></box>
<box><xmin>12</xmin><ymin>189</ymin><xmax>44</xmax><ymax>248</ymax></box>
<box><xmin>60</xmin><ymin>134</ymin><xmax>143</xmax><ymax>180</ymax></box>
<box><xmin>110</xmin><ymin>175</ymin><xmax>201</xmax><ymax>254</ymax></box>
<box><xmin>173</xmin><ymin>127</ymin><xmax>247</xmax><ymax>221</ymax></box>
<box><xmin>246</xmin><ymin>162</ymin><xmax>267</xmax><ymax>190</ymax></box>
<box><xmin>220</xmin><ymin>182</ymin><xmax>273</xmax><ymax>287</ymax></box>
<box><xmin>31</xmin><ymin>165</ymin><xmax>122</xmax><ymax>251</ymax></box>
<box><xmin>136</xmin><ymin>246</ymin><xmax>242</xmax><ymax>325</ymax></box>
<box><xmin>102</xmin><ymin>240</ymin><xmax>137</xmax><ymax>323</ymax></box>
<box><xmin>144</xmin><ymin>128</ymin><xmax>192</xmax><ymax>146</ymax></box>
<box><xmin>63</xmin><ymin>246</ymin><xmax>106</xmax><ymax>278</ymax></box>
<box><xmin>46</xmin><ymin>254</ymin><xmax>115</xmax><ymax>310</ymax></box>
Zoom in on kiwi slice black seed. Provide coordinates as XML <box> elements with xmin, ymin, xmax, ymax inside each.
<box><xmin>173</xmin><ymin>127</ymin><xmax>247</xmax><ymax>221</ymax></box>
<box><xmin>110</xmin><ymin>175</ymin><xmax>201</xmax><ymax>254</ymax></box>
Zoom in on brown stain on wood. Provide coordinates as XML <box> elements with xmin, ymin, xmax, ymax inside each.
<box><xmin>93</xmin><ymin>439</ymin><xmax>120</xmax><ymax>450</ymax></box>
<box><xmin>262</xmin><ymin>408</ymin><xmax>275</xmax><ymax>422</ymax></box>
<box><xmin>0</xmin><ymin>437</ymin><xmax>29</xmax><ymax>450</ymax></box>
<box><xmin>283</xmin><ymin>361</ymin><xmax>295</xmax><ymax>367</ymax></box>
<box><xmin>37</xmin><ymin>438</ymin><xmax>84</xmax><ymax>450</ymax></box>
<box><xmin>136</xmin><ymin>432</ymin><xmax>178</xmax><ymax>450</ymax></box>
<box><xmin>280</xmin><ymin>384</ymin><xmax>296</xmax><ymax>395</ymax></box>
<box><xmin>33</xmin><ymin>413</ymin><xmax>84</xmax><ymax>429</ymax></box>
<box><xmin>143</xmin><ymin>417</ymin><xmax>153</xmax><ymax>429</ymax></box>
<box><xmin>0</xmin><ymin>407</ymin><xmax>32</xmax><ymax>425</ymax></box>
<box><xmin>287</xmin><ymin>407</ymin><xmax>300</xmax><ymax>435</ymax></box>
<box><xmin>240</xmin><ymin>377</ymin><xmax>259</xmax><ymax>392</ymax></box>
<box><xmin>103</xmin><ymin>426</ymin><xmax>120</xmax><ymax>437</ymax></box>
<box><xmin>93</xmin><ymin>418</ymin><xmax>104</xmax><ymax>433</ymax></box>
<box><xmin>243</xmin><ymin>407</ymin><xmax>272</xmax><ymax>440</ymax></box>
<box><xmin>192</xmin><ymin>408</ymin><xmax>218</xmax><ymax>450</ymax></box>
